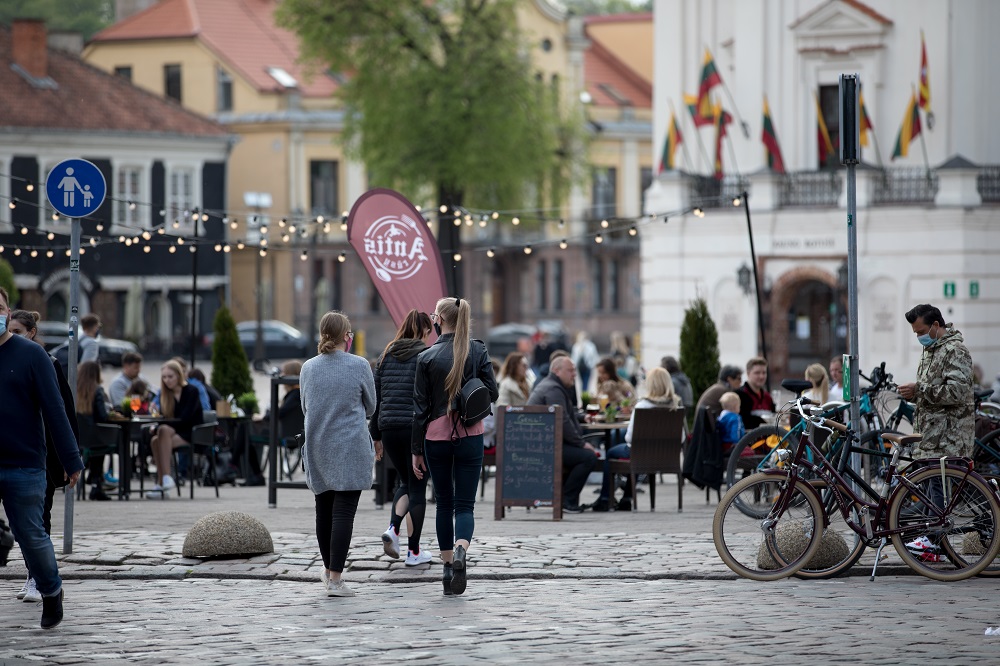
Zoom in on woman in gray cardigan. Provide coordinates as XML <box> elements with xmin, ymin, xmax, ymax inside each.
<box><xmin>300</xmin><ymin>311</ymin><xmax>379</xmax><ymax>597</ymax></box>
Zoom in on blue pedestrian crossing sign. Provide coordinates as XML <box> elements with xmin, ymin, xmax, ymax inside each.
<box><xmin>45</xmin><ymin>158</ymin><xmax>106</xmax><ymax>219</ymax></box>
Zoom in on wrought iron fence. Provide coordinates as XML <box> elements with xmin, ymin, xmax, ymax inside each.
<box><xmin>777</xmin><ymin>171</ymin><xmax>843</xmax><ymax>207</ymax></box>
<box><xmin>977</xmin><ymin>166</ymin><xmax>1000</xmax><ymax>203</ymax></box>
<box><xmin>687</xmin><ymin>174</ymin><xmax>750</xmax><ymax>209</ymax></box>
<box><xmin>871</xmin><ymin>167</ymin><xmax>939</xmax><ymax>205</ymax></box>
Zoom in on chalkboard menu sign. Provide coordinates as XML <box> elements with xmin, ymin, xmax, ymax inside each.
<box><xmin>494</xmin><ymin>405</ymin><xmax>563</xmax><ymax>520</ymax></box>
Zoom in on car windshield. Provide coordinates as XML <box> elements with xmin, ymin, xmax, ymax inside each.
<box><xmin>236</xmin><ymin>320</ymin><xmax>302</xmax><ymax>337</ymax></box>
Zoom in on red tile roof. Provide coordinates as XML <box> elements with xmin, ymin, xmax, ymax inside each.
<box><xmin>90</xmin><ymin>0</ymin><xmax>338</xmax><ymax>97</ymax></box>
<box><xmin>0</xmin><ymin>24</ymin><xmax>228</xmax><ymax>137</ymax></box>
<box><xmin>583</xmin><ymin>27</ymin><xmax>652</xmax><ymax>108</ymax></box>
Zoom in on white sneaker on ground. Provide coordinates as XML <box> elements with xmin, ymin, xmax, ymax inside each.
<box><xmin>405</xmin><ymin>549</ymin><xmax>432</xmax><ymax>566</ymax></box>
<box><xmin>16</xmin><ymin>576</ymin><xmax>31</xmax><ymax>599</ymax></box>
<box><xmin>145</xmin><ymin>484</ymin><xmax>169</xmax><ymax>500</ymax></box>
<box><xmin>905</xmin><ymin>535</ymin><xmax>943</xmax><ymax>563</ymax></box>
<box><xmin>320</xmin><ymin>569</ymin><xmax>331</xmax><ymax>593</ymax></box>
<box><xmin>21</xmin><ymin>577</ymin><xmax>42</xmax><ymax>603</ymax></box>
<box><xmin>326</xmin><ymin>580</ymin><xmax>355</xmax><ymax>597</ymax></box>
<box><xmin>381</xmin><ymin>526</ymin><xmax>400</xmax><ymax>559</ymax></box>
<box><xmin>160</xmin><ymin>475</ymin><xmax>177</xmax><ymax>491</ymax></box>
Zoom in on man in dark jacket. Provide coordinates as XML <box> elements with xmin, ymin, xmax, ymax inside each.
<box><xmin>695</xmin><ymin>364</ymin><xmax>743</xmax><ymax>422</ymax></box>
<box><xmin>661</xmin><ymin>356</ymin><xmax>694</xmax><ymax>418</ymax></box>
<box><xmin>0</xmin><ymin>287</ymin><xmax>83</xmax><ymax>629</ymax></box>
<box><xmin>526</xmin><ymin>356</ymin><xmax>598</xmax><ymax>513</ymax></box>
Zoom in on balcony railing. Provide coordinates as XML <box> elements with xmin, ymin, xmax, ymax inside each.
<box><xmin>872</xmin><ymin>167</ymin><xmax>939</xmax><ymax>205</ymax></box>
<box><xmin>687</xmin><ymin>174</ymin><xmax>750</xmax><ymax>209</ymax></box>
<box><xmin>977</xmin><ymin>166</ymin><xmax>1000</xmax><ymax>203</ymax></box>
<box><xmin>778</xmin><ymin>171</ymin><xmax>843</xmax><ymax>207</ymax></box>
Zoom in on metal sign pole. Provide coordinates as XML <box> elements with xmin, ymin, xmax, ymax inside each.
<box><xmin>840</xmin><ymin>74</ymin><xmax>861</xmax><ymax>479</ymax></box>
<box><xmin>63</xmin><ymin>218</ymin><xmax>80</xmax><ymax>553</ymax></box>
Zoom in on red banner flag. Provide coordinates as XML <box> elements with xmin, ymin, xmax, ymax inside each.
<box><xmin>347</xmin><ymin>188</ymin><xmax>448</xmax><ymax>328</ymax></box>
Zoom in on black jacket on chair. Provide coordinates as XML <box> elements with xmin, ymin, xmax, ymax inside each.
<box><xmin>683</xmin><ymin>406</ymin><xmax>724</xmax><ymax>490</ymax></box>
<box><xmin>412</xmin><ymin>333</ymin><xmax>498</xmax><ymax>455</ymax></box>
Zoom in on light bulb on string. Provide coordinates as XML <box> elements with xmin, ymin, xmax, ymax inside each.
<box><xmin>628</xmin><ymin>226</ymin><xmax>638</xmax><ymax>237</ymax></box>
<box><xmin>300</xmin><ymin>250</ymin><xmax>308</xmax><ymax>261</ymax></box>
<box><xmin>491</xmin><ymin>211</ymin><xmax>499</xmax><ymax>220</ymax></box>
<box><xmin>177</xmin><ymin>237</ymin><xmax>185</xmax><ymax>245</ymax></box>
<box><xmin>125</xmin><ymin>238</ymin><xmax>133</xmax><ymax>246</ymax></box>
<box><xmin>512</xmin><ymin>217</ymin><xmax>520</xmax><ymax>226</ymax></box>
<box><xmin>559</xmin><ymin>239</ymin><xmax>568</xmax><ymax>249</ymax></box>
<box><xmin>323</xmin><ymin>223</ymin><xmax>330</xmax><ymax>233</ymax></box>
<box><xmin>453</xmin><ymin>209</ymin><xmax>461</xmax><ymax>217</ymax></box>
<box><xmin>558</xmin><ymin>219</ymin><xmax>565</xmax><ymax>228</ymax></box>
<box><xmin>595</xmin><ymin>234</ymin><xmax>603</xmax><ymax>244</ymax></box>
<box><xmin>52</xmin><ymin>212</ymin><xmax>59</xmax><ymax>221</ymax></box>
<box><xmin>201</xmin><ymin>213</ymin><xmax>208</xmax><ymax>222</ymax></box>
<box><xmin>453</xmin><ymin>253</ymin><xmax>462</xmax><ymax>262</ymax></box>
<box><xmin>189</xmin><ymin>246</ymin><xmax>196</xmax><ymax>253</ymax></box>
<box><xmin>260</xmin><ymin>238</ymin><xmax>267</xmax><ymax>247</ymax></box>
<box><xmin>486</xmin><ymin>248</ymin><xmax>495</xmax><ymax>258</ymax></box>
<box><xmin>30</xmin><ymin>249</ymin><xmax>38</xmax><ymax>257</ymax></box>
<box><xmin>281</xmin><ymin>234</ymin><xmax>290</xmax><ymax>243</ymax></box>
<box><xmin>0</xmin><ymin>245</ymin><xmax>4</xmax><ymax>253</ymax></box>
<box><xmin>316</xmin><ymin>215</ymin><xmax>324</xmax><ymax>225</ymax></box>
<box><xmin>288</xmin><ymin>225</ymin><xmax>296</xmax><ymax>233</ymax></box>
<box><xmin>439</xmin><ymin>204</ymin><xmax>448</xmax><ymax>213</ymax></box>
<box><xmin>118</xmin><ymin>235</ymin><xmax>125</xmax><ymax>242</ymax></box>
<box><xmin>20</xmin><ymin>227</ymin><xmax>28</xmax><ymax>235</ymax></box>
<box><xmin>7</xmin><ymin>200</ymin><xmax>14</xmax><ymax>210</ymax></box>
<box><xmin>25</xmin><ymin>182</ymin><xmax>34</xmax><ymax>192</ymax></box>
<box><xmin>278</xmin><ymin>218</ymin><xmax>286</xmax><ymax>228</ymax></box>
<box><xmin>230</xmin><ymin>219</ymin><xmax>238</xmax><ymax>230</ymax></box>
<box><xmin>77</xmin><ymin>248</ymin><xmax>83</xmax><ymax>256</ymax></box>
<box><xmin>96</xmin><ymin>224</ymin><xmax>104</xmax><ymax>232</ymax></box>
<box><xmin>259</xmin><ymin>249</ymin><xmax>267</xmax><ymax>257</ymax></box>
<box><xmin>523</xmin><ymin>245</ymin><xmax>532</xmax><ymax>255</ymax></box>
<box><xmin>47</xmin><ymin>232</ymin><xmax>54</xmax><ymax>240</ymax></box>
<box><xmin>46</xmin><ymin>250</ymin><xmax>54</xmax><ymax>258</ymax></box>
<box><xmin>600</xmin><ymin>219</ymin><xmax>609</xmax><ymax>229</ymax></box>
<box><xmin>144</xmin><ymin>246</ymin><xmax>151</xmax><ymax>254</ymax></box>
<box><xmin>168</xmin><ymin>245</ymin><xmax>176</xmax><ymax>253</ymax></box>
<box><xmin>132</xmin><ymin>236</ymin><xmax>140</xmax><ymax>244</ymax></box>
<box><xmin>173</xmin><ymin>220</ymin><xmax>180</xmax><ymax>229</ymax></box>
<box><xmin>223</xmin><ymin>244</ymin><xmax>231</xmax><ymax>253</ymax></box>
<box><xmin>338</xmin><ymin>252</ymin><xmax>346</xmax><ymax>263</ymax></box>
<box><xmin>339</xmin><ymin>220</ymin><xmax>347</xmax><ymax>231</ymax></box>
<box><xmin>129</xmin><ymin>201</ymin><xmax>136</xmax><ymax>211</ymax></box>
<box><xmin>14</xmin><ymin>248</ymin><xmax>21</xmax><ymax>256</ymax></box>
<box><xmin>453</xmin><ymin>217</ymin><xmax>462</xmax><ymax>227</ymax></box>
<box><xmin>157</xmin><ymin>227</ymin><xmax>164</xmax><ymax>235</ymax></box>
<box><xmin>214</xmin><ymin>244</ymin><xmax>222</xmax><ymax>252</ymax></box>
<box><xmin>237</xmin><ymin>241</ymin><xmax>245</xmax><ymax>250</ymax></box>
<box><xmin>159</xmin><ymin>209</ymin><xmax>165</xmax><ymax>217</ymax></box>
<box><xmin>260</xmin><ymin>225</ymin><xmax>268</xmax><ymax>235</ymax></box>
<box><xmin>142</xmin><ymin>231</ymin><xmax>151</xmax><ymax>240</ymax></box>
<box><xmin>90</xmin><ymin>238</ymin><xmax>97</xmax><ymax>246</ymax></box>
<box><xmin>191</xmin><ymin>210</ymin><xmax>199</xmax><ymax>221</ymax></box>
<box><xmin>733</xmin><ymin>196</ymin><xmax>742</xmax><ymax>207</ymax></box>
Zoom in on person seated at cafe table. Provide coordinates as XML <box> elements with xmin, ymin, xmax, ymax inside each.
<box><xmin>592</xmin><ymin>367</ymin><xmax>681</xmax><ymax>512</ymax></box>
<box><xmin>108</xmin><ymin>351</ymin><xmax>148</xmax><ymax>406</ymax></box>
<box><xmin>146</xmin><ymin>360</ymin><xmax>204</xmax><ymax>498</ymax></box>
<box><xmin>526</xmin><ymin>356</ymin><xmax>598</xmax><ymax>513</ymax></box>
<box><xmin>737</xmin><ymin>357</ymin><xmax>775</xmax><ymax>430</ymax></box>
<box><xmin>595</xmin><ymin>357</ymin><xmax>634</xmax><ymax>404</ymax></box>
<box><xmin>716</xmin><ymin>391</ymin><xmax>746</xmax><ymax>455</ymax></box>
<box><xmin>76</xmin><ymin>361</ymin><xmax>114</xmax><ymax>501</ymax></box>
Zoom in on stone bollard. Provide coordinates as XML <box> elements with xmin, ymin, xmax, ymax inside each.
<box><xmin>182</xmin><ymin>511</ymin><xmax>274</xmax><ymax>559</ymax></box>
<box><xmin>757</xmin><ymin>523</ymin><xmax>848</xmax><ymax>570</ymax></box>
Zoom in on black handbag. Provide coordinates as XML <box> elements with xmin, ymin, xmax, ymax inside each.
<box><xmin>453</xmin><ymin>346</ymin><xmax>492</xmax><ymax>428</ymax></box>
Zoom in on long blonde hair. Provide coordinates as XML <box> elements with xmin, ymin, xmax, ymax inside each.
<box><xmin>436</xmin><ymin>297</ymin><xmax>472</xmax><ymax>410</ymax></box>
<box><xmin>642</xmin><ymin>367</ymin><xmax>681</xmax><ymax>408</ymax></box>
<box><xmin>76</xmin><ymin>361</ymin><xmax>102</xmax><ymax>415</ymax></box>
<box><xmin>805</xmin><ymin>363</ymin><xmax>830</xmax><ymax>404</ymax></box>
<box><xmin>159</xmin><ymin>359</ymin><xmax>188</xmax><ymax>418</ymax></box>
<box><xmin>317</xmin><ymin>311</ymin><xmax>350</xmax><ymax>355</ymax></box>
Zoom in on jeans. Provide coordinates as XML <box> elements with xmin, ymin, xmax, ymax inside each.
<box><xmin>0</xmin><ymin>467</ymin><xmax>62</xmax><ymax>596</ymax></box>
<box><xmin>598</xmin><ymin>443</ymin><xmax>631</xmax><ymax>501</ymax></box>
<box><xmin>314</xmin><ymin>489</ymin><xmax>362</xmax><ymax>573</ymax></box>
<box><xmin>562</xmin><ymin>445</ymin><xmax>598</xmax><ymax>507</ymax></box>
<box><xmin>382</xmin><ymin>428</ymin><xmax>428</xmax><ymax>552</ymax></box>
<box><xmin>424</xmin><ymin>434</ymin><xmax>483</xmax><ymax>551</ymax></box>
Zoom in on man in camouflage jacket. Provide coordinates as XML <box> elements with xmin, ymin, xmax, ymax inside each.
<box><xmin>898</xmin><ymin>304</ymin><xmax>975</xmax><ymax>458</ymax></box>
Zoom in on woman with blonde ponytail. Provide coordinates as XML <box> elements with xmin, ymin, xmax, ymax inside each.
<box><xmin>299</xmin><ymin>311</ymin><xmax>378</xmax><ymax>598</ymax></box>
<box><xmin>412</xmin><ymin>297</ymin><xmax>498</xmax><ymax>596</ymax></box>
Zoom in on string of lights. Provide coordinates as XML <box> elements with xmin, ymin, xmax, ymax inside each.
<box><xmin>0</xmin><ymin>171</ymin><xmax>743</xmax><ymax>261</ymax></box>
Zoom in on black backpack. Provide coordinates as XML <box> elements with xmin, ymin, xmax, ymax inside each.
<box><xmin>453</xmin><ymin>344</ymin><xmax>492</xmax><ymax>428</ymax></box>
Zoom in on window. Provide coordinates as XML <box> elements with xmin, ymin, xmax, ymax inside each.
<box><xmin>309</xmin><ymin>160</ymin><xmax>339</xmax><ymax>217</ymax></box>
<box><xmin>818</xmin><ymin>84</ymin><xmax>840</xmax><ymax>169</ymax></box>
<box><xmin>536</xmin><ymin>260</ymin><xmax>547</xmax><ymax>311</ymax></box>
<box><xmin>116</xmin><ymin>166</ymin><xmax>143</xmax><ymax>228</ymax></box>
<box><xmin>164</xmin><ymin>64</ymin><xmax>182</xmax><ymax>102</ymax></box>
<box><xmin>591</xmin><ymin>259</ymin><xmax>604</xmax><ymax>310</ymax></box>
<box><xmin>167</xmin><ymin>167</ymin><xmax>195</xmax><ymax>230</ymax></box>
<box><xmin>609</xmin><ymin>258</ymin><xmax>620</xmax><ymax>311</ymax></box>
<box><xmin>553</xmin><ymin>259</ymin><xmax>563</xmax><ymax>311</ymax></box>
<box><xmin>370</xmin><ymin>285</ymin><xmax>382</xmax><ymax>313</ymax></box>
<box><xmin>114</xmin><ymin>66</ymin><xmax>132</xmax><ymax>81</ymax></box>
<box><xmin>216</xmin><ymin>67</ymin><xmax>233</xmax><ymax>112</ymax></box>
<box><xmin>591</xmin><ymin>167</ymin><xmax>617</xmax><ymax>221</ymax></box>
<box><xmin>640</xmin><ymin>167</ymin><xmax>654</xmax><ymax>214</ymax></box>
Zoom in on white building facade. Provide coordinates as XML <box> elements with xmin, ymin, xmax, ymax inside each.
<box><xmin>643</xmin><ymin>0</ymin><xmax>1000</xmax><ymax>384</ymax></box>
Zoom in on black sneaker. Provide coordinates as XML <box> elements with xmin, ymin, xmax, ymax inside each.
<box><xmin>89</xmin><ymin>486</ymin><xmax>112</xmax><ymax>501</ymax></box>
<box><xmin>591</xmin><ymin>500</ymin><xmax>611</xmax><ymax>512</ymax></box>
<box><xmin>240</xmin><ymin>476</ymin><xmax>265</xmax><ymax>487</ymax></box>
<box><xmin>615</xmin><ymin>498</ymin><xmax>632</xmax><ymax>512</ymax></box>
<box><xmin>562</xmin><ymin>503</ymin><xmax>585</xmax><ymax>514</ymax></box>
<box><xmin>41</xmin><ymin>589</ymin><xmax>63</xmax><ymax>629</ymax></box>
<box><xmin>451</xmin><ymin>546</ymin><xmax>468</xmax><ymax>596</ymax></box>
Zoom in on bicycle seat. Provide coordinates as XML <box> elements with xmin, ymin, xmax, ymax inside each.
<box><xmin>781</xmin><ymin>379</ymin><xmax>813</xmax><ymax>395</ymax></box>
<box><xmin>975</xmin><ymin>388</ymin><xmax>994</xmax><ymax>401</ymax></box>
<box><xmin>881</xmin><ymin>433</ymin><xmax>922</xmax><ymax>447</ymax></box>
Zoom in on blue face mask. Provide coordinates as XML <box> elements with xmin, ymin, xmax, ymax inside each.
<box><xmin>917</xmin><ymin>333</ymin><xmax>934</xmax><ymax>347</ymax></box>
<box><xmin>0</xmin><ymin>314</ymin><xmax>6</xmax><ymax>336</ymax></box>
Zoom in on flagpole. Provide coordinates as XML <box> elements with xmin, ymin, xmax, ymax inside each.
<box><xmin>870</xmin><ymin>129</ymin><xmax>885</xmax><ymax>169</ymax></box>
<box><xmin>725</xmin><ymin>124</ymin><xmax>741</xmax><ymax>179</ymax></box>
<box><xmin>716</xmin><ymin>72</ymin><xmax>750</xmax><ymax>139</ymax></box>
<box><xmin>670</xmin><ymin>99</ymin><xmax>696</xmax><ymax>172</ymax></box>
<box><xmin>687</xmin><ymin>106</ymin><xmax>713</xmax><ymax>175</ymax></box>
<box><xmin>914</xmin><ymin>84</ymin><xmax>932</xmax><ymax>179</ymax></box>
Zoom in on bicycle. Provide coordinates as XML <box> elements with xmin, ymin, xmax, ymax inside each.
<box><xmin>713</xmin><ymin>397</ymin><xmax>1000</xmax><ymax>582</ymax></box>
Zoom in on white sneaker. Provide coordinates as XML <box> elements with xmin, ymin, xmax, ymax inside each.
<box><xmin>16</xmin><ymin>576</ymin><xmax>31</xmax><ymax>599</ymax></box>
<box><xmin>405</xmin><ymin>549</ymin><xmax>432</xmax><ymax>566</ymax></box>
<box><xmin>145</xmin><ymin>484</ymin><xmax>169</xmax><ymax>500</ymax></box>
<box><xmin>320</xmin><ymin>569</ymin><xmax>331</xmax><ymax>593</ymax></box>
<box><xmin>381</xmin><ymin>526</ymin><xmax>400</xmax><ymax>559</ymax></box>
<box><xmin>21</xmin><ymin>577</ymin><xmax>42</xmax><ymax>603</ymax></box>
<box><xmin>326</xmin><ymin>579</ymin><xmax>355</xmax><ymax>597</ymax></box>
<box><xmin>160</xmin><ymin>475</ymin><xmax>177</xmax><ymax>491</ymax></box>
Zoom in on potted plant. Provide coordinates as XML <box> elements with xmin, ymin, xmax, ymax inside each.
<box><xmin>580</xmin><ymin>390</ymin><xmax>592</xmax><ymax>406</ymax></box>
<box><xmin>235</xmin><ymin>391</ymin><xmax>259</xmax><ymax>417</ymax></box>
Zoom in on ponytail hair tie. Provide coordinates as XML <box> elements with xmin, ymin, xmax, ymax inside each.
<box><xmin>455</xmin><ymin>298</ymin><xmax>461</xmax><ymax>307</ymax></box>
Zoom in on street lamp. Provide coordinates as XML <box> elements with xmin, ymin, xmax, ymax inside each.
<box><xmin>244</xmin><ymin>191</ymin><xmax>272</xmax><ymax>362</ymax></box>
<box><xmin>737</xmin><ymin>263</ymin><xmax>753</xmax><ymax>296</ymax></box>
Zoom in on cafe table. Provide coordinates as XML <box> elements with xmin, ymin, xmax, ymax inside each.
<box><xmin>106</xmin><ymin>415</ymin><xmax>179</xmax><ymax>499</ymax></box>
<box><xmin>583</xmin><ymin>418</ymin><xmax>630</xmax><ymax>456</ymax></box>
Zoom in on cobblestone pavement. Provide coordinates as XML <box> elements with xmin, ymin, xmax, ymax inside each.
<box><xmin>2</xmin><ymin>480</ymin><xmax>997</xmax><ymax>662</ymax></box>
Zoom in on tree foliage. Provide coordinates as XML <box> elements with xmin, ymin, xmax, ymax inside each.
<box><xmin>562</xmin><ymin>0</ymin><xmax>652</xmax><ymax>15</ymax></box>
<box><xmin>0</xmin><ymin>257</ymin><xmax>19</xmax><ymax>307</ymax></box>
<box><xmin>679</xmin><ymin>298</ymin><xmax>721</xmax><ymax>401</ymax></box>
<box><xmin>0</xmin><ymin>0</ymin><xmax>114</xmax><ymax>40</ymax></box>
<box><xmin>275</xmin><ymin>0</ymin><xmax>584</xmax><ymax>214</ymax></box>
<box><xmin>210</xmin><ymin>306</ymin><xmax>253</xmax><ymax>400</ymax></box>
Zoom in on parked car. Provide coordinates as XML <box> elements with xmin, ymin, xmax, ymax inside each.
<box><xmin>486</xmin><ymin>322</ymin><xmax>568</xmax><ymax>363</ymax></box>
<box><xmin>37</xmin><ymin>320</ymin><xmax>71</xmax><ymax>351</ymax></box>
<box><xmin>204</xmin><ymin>320</ymin><xmax>311</xmax><ymax>361</ymax></box>
<box><xmin>49</xmin><ymin>335</ymin><xmax>139</xmax><ymax>367</ymax></box>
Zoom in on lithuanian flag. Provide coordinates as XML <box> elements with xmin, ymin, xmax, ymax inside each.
<box><xmin>918</xmin><ymin>30</ymin><xmax>931</xmax><ymax>113</ymax></box>
<box><xmin>696</xmin><ymin>49</ymin><xmax>723</xmax><ymax>123</ymax></box>
<box><xmin>658</xmin><ymin>112</ymin><xmax>683</xmax><ymax>173</ymax></box>
<box><xmin>892</xmin><ymin>91</ymin><xmax>922</xmax><ymax>160</ymax></box>
<box><xmin>684</xmin><ymin>93</ymin><xmax>714</xmax><ymax>127</ymax></box>
<box><xmin>713</xmin><ymin>102</ymin><xmax>733</xmax><ymax>180</ymax></box>
<box><xmin>761</xmin><ymin>95</ymin><xmax>785</xmax><ymax>174</ymax></box>
<box><xmin>859</xmin><ymin>89</ymin><xmax>874</xmax><ymax>148</ymax></box>
<box><xmin>814</xmin><ymin>92</ymin><xmax>836</xmax><ymax>166</ymax></box>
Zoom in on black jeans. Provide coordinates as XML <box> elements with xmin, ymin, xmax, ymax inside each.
<box><xmin>563</xmin><ymin>444</ymin><xmax>598</xmax><ymax>507</ymax></box>
<box><xmin>382</xmin><ymin>427</ymin><xmax>428</xmax><ymax>552</ymax></box>
<box><xmin>314</xmin><ymin>489</ymin><xmax>362</xmax><ymax>573</ymax></box>
<box><xmin>424</xmin><ymin>434</ymin><xmax>483</xmax><ymax>551</ymax></box>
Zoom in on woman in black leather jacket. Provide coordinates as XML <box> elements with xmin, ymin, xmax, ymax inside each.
<box><xmin>370</xmin><ymin>309</ymin><xmax>433</xmax><ymax>565</ymax></box>
<box><xmin>412</xmin><ymin>297</ymin><xmax>498</xmax><ymax>596</ymax></box>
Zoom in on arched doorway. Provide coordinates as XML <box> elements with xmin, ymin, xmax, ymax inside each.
<box><xmin>768</xmin><ymin>267</ymin><xmax>844</xmax><ymax>381</ymax></box>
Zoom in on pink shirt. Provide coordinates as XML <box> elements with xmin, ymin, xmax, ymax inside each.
<box><xmin>425</xmin><ymin>412</ymin><xmax>486</xmax><ymax>442</ymax></box>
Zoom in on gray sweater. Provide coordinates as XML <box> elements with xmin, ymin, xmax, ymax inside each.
<box><xmin>299</xmin><ymin>350</ymin><xmax>377</xmax><ymax>493</ymax></box>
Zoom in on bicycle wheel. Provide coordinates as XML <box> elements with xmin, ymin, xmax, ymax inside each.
<box><xmin>726</xmin><ymin>426</ymin><xmax>788</xmax><ymax>488</ymax></box>
<box><xmin>713</xmin><ymin>473</ymin><xmax>825</xmax><ymax>581</ymax></box>
<box><xmin>793</xmin><ymin>479</ymin><xmax>866</xmax><ymax>580</ymax></box>
<box><xmin>888</xmin><ymin>466</ymin><xmax>1000</xmax><ymax>581</ymax></box>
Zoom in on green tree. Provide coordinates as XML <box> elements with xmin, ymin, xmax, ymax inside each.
<box><xmin>679</xmin><ymin>297</ymin><xmax>721</xmax><ymax>403</ymax></box>
<box><xmin>210</xmin><ymin>306</ymin><xmax>253</xmax><ymax>401</ymax></box>
<box><xmin>562</xmin><ymin>0</ymin><xmax>652</xmax><ymax>15</ymax></box>
<box><xmin>0</xmin><ymin>0</ymin><xmax>114</xmax><ymax>41</ymax></box>
<box><xmin>276</xmin><ymin>0</ymin><xmax>585</xmax><ymax>294</ymax></box>
<box><xmin>0</xmin><ymin>257</ymin><xmax>19</xmax><ymax>307</ymax></box>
